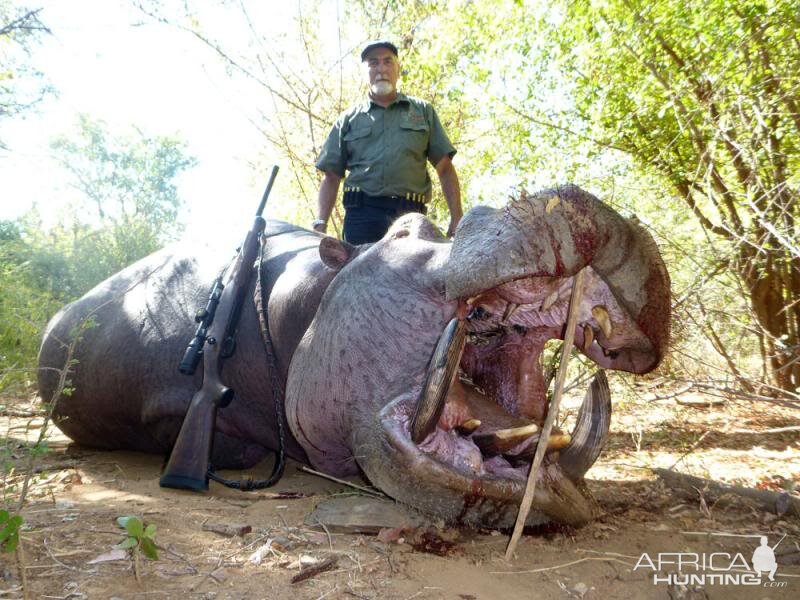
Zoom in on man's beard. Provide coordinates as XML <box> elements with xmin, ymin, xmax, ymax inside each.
<box><xmin>371</xmin><ymin>80</ymin><xmax>394</xmax><ymax>95</ymax></box>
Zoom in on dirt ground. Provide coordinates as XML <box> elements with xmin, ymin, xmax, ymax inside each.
<box><xmin>2</xmin><ymin>383</ymin><xmax>799</xmax><ymax>600</ymax></box>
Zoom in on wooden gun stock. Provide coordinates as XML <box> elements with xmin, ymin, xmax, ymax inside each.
<box><xmin>160</xmin><ymin>167</ymin><xmax>278</xmax><ymax>491</ymax></box>
<box><xmin>159</xmin><ymin>382</ymin><xmax>233</xmax><ymax>490</ymax></box>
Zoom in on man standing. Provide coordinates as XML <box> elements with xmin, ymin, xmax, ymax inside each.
<box><xmin>312</xmin><ymin>40</ymin><xmax>462</xmax><ymax>244</ymax></box>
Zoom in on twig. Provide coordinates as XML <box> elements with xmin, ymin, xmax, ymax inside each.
<box><xmin>290</xmin><ymin>556</ymin><xmax>338</xmax><ymax>584</ymax></box>
<box><xmin>647</xmin><ymin>383</ymin><xmax>693</xmax><ymax>401</ymax></box>
<box><xmin>191</xmin><ymin>555</ymin><xmax>224</xmax><ymax>592</ymax></box>
<box><xmin>16</xmin><ymin>538</ymin><xmax>29</xmax><ymax>600</ymax></box>
<box><xmin>505</xmin><ymin>268</ymin><xmax>586</xmax><ymax>560</ymax></box>
<box><xmin>667</xmin><ymin>430</ymin><xmax>710</xmax><ymax>470</ymax></box>
<box><xmin>155</xmin><ymin>543</ymin><xmax>199</xmax><ymax>574</ymax></box>
<box><xmin>314</xmin><ymin>517</ymin><xmax>334</xmax><ymax>551</ymax></box>
<box><xmin>490</xmin><ymin>555</ymin><xmax>633</xmax><ymax>574</ymax></box>
<box><xmin>298</xmin><ymin>466</ymin><xmax>386</xmax><ymax>498</ymax></box>
<box><xmin>42</xmin><ymin>538</ymin><xmax>95</xmax><ymax>574</ymax></box>
<box><xmin>576</xmin><ymin>548</ymin><xmax>639</xmax><ymax>560</ymax></box>
<box><xmin>730</xmin><ymin>425</ymin><xmax>800</xmax><ymax>434</ymax></box>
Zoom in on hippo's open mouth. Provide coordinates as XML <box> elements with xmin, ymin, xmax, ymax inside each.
<box><xmin>375</xmin><ymin>269</ymin><xmax>643</xmax><ymax>526</ymax></box>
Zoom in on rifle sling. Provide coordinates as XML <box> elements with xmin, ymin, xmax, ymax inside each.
<box><xmin>208</xmin><ymin>230</ymin><xmax>287</xmax><ymax>490</ymax></box>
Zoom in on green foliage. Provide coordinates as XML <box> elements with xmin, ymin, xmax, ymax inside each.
<box><xmin>116</xmin><ymin>515</ymin><xmax>158</xmax><ymax>560</ymax></box>
<box><xmin>49</xmin><ymin>115</ymin><xmax>197</xmax><ymax>274</ymax></box>
<box><xmin>0</xmin><ymin>509</ymin><xmax>23</xmax><ymax>553</ymax></box>
<box><xmin>530</xmin><ymin>0</ymin><xmax>800</xmax><ymax>389</ymax></box>
<box><xmin>0</xmin><ymin>118</ymin><xmax>195</xmax><ymax>395</ymax></box>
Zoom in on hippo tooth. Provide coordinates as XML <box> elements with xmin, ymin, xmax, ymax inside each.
<box><xmin>547</xmin><ymin>433</ymin><xmax>572</xmax><ymax>450</ymax></box>
<box><xmin>500</xmin><ymin>302</ymin><xmax>520</xmax><ymax>325</ymax></box>
<box><xmin>591</xmin><ymin>305</ymin><xmax>613</xmax><ymax>338</ymax></box>
<box><xmin>410</xmin><ymin>318</ymin><xmax>468</xmax><ymax>444</ymax></box>
<box><xmin>583</xmin><ymin>324</ymin><xmax>594</xmax><ymax>350</ymax></box>
<box><xmin>505</xmin><ymin>430</ymin><xmax>572</xmax><ymax>461</ymax></box>
<box><xmin>472</xmin><ymin>423</ymin><xmax>540</xmax><ymax>456</ymax></box>
<box><xmin>541</xmin><ymin>290</ymin><xmax>559</xmax><ymax>312</ymax></box>
<box><xmin>455</xmin><ymin>418</ymin><xmax>482</xmax><ymax>435</ymax></box>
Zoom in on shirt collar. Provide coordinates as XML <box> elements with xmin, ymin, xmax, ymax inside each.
<box><xmin>359</xmin><ymin>91</ymin><xmax>410</xmax><ymax>112</ymax></box>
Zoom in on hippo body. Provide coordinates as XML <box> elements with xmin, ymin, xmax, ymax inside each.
<box><xmin>38</xmin><ymin>186</ymin><xmax>671</xmax><ymax>527</ymax></box>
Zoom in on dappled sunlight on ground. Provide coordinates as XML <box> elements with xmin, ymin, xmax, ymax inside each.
<box><xmin>2</xmin><ymin>384</ymin><xmax>798</xmax><ymax>599</ymax></box>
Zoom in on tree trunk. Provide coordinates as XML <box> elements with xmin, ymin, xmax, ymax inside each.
<box><xmin>738</xmin><ymin>245</ymin><xmax>800</xmax><ymax>393</ymax></box>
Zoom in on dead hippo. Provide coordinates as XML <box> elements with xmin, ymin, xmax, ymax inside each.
<box><xmin>38</xmin><ymin>185</ymin><xmax>670</xmax><ymax>527</ymax></box>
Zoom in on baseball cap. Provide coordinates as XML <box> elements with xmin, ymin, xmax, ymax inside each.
<box><xmin>360</xmin><ymin>40</ymin><xmax>399</xmax><ymax>61</ymax></box>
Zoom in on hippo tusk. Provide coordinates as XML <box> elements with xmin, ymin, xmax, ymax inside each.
<box><xmin>583</xmin><ymin>324</ymin><xmax>594</xmax><ymax>350</ymax></box>
<box><xmin>410</xmin><ymin>318</ymin><xmax>467</xmax><ymax>443</ymax></box>
<box><xmin>541</xmin><ymin>290</ymin><xmax>559</xmax><ymax>312</ymax></box>
<box><xmin>501</xmin><ymin>302</ymin><xmax>520</xmax><ymax>325</ymax></box>
<box><xmin>591</xmin><ymin>305</ymin><xmax>614</xmax><ymax>339</ymax></box>
<box><xmin>504</xmin><ymin>428</ymin><xmax>571</xmax><ymax>461</ymax></box>
<box><xmin>558</xmin><ymin>370</ymin><xmax>612</xmax><ymax>481</ymax></box>
<box><xmin>455</xmin><ymin>418</ymin><xmax>482</xmax><ymax>435</ymax></box>
<box><xmin>547</xmin><ymin>432</ymin><xmax>572</xmax><ymax>450</ymax></box>
<box><xmin>472</xmin><ymin>423</ymin><xmax>540</xmax><ymax>455</ymax></box>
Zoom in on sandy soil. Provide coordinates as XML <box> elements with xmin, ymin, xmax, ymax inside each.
<box><xmin>2</xmin><ymin>384</ymin><xmax>799</xmax><ymax>599</ymax></box>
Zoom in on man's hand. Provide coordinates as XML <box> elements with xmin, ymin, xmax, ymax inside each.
<box><xmin>446</xmin><ymin>218</ymin><xmax>459</xmax><ymax>238</ymax></box>
<box><xmin>311</xmin><ymin>219</ymin><xmax>328</xmax><ymax>233</ymax></box>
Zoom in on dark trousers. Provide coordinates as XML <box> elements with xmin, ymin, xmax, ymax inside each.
<box><xmin>343</xmin><ymin>205</ymin><xmax>404</xmax><ymax>245</ymax></box>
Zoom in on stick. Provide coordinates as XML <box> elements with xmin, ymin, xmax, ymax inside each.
<box><xmin>290</xmin><ymin>556</ymin><xmax>338</xmax><ymax>584</ymax></box>
<box><xmin>298</xmin><ymin>466</ymin><xmax>386</xmax><ymax>498</ymax></box>
<box><xmin>505</xmin><ymin>268</ymin><xmax>586</xmax><ymax>561</ymax></box>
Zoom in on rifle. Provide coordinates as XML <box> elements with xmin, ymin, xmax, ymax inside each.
<box><xmin>160</xmin><ymin>166</ymin><xmax>279</xmax><ymax>491</ymax></box>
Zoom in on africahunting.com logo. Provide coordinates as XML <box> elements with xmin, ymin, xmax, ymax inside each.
<box><xmin>634</xmin><ymin>533</ymin><xmax>789</xmax><ymax>588</ymax></box>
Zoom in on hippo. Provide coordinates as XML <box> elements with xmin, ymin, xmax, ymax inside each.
<box><xmin>38</xmin><ymin>185</ymin><xmax>670</xmax><ymax>527</ymax></box>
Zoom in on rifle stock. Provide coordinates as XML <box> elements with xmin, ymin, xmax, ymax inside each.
<box><xmin>159</xmin><ymin>382</ymin><xmax>232</xmax><ymax>490</ymax></box>
<box><xmin>160</xmin><ymin>167</ymin><xmax>278</xmax><ymax>491</ymax></box>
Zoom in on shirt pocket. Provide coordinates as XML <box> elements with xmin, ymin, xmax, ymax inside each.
<box><xmin>343</xmin><ymin>124</ymin><xmax>373</xmax><ymax>161</ymax></box>
<box><xmin>398</xmin><ymin>116</ymin><xmax>429</xmax><ymax>157</ymax></box>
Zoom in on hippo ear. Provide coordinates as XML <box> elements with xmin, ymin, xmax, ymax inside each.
<box><xmin>319</xmin><ymin>236</ymin><xmax>357</xmax><ymax>271</ymax></box>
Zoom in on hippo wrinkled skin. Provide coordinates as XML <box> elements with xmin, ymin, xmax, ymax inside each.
<box><xmin>38</xmin><ymin>185</ymin><xmax>670</xmax><ymax>527</ymax></box>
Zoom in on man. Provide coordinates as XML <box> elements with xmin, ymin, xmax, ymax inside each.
<box><xmin>312</xmin><ymin>40</ymin><xmax>462</xmax><ymax>244</ymax></box>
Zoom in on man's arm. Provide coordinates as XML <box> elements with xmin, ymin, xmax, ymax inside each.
<box><xmin>314</xmin><ymin>171</ymin><xmax>342</xmax><ymax>233</ymax></box>
<box><xmin>435</xmin><ymin>155</ymin><xmax>462</xmax><ymax>238</ymax></box>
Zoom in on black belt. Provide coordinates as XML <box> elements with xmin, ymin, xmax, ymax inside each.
<box><xmin>343</xmin><ymin>190</ymin><xmax>427</xmax><ymax>215</ymax></box>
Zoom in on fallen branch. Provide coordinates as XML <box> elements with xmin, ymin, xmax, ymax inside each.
<box><xmin>676</xmin><ymin>397</ymin><xmax>725</xmax><ymax>407</ymax></box>
<box><xmin>0</xmin><ymin>408</ymin><xmax>43</xmax><ymax>418</ymax></box>
<box><xmin>729</xmin><ymin>425</ymin><xmax>800</xmax><ymax>435</ymax></box>
<box><xmin>202</xmin><ymin>522</ymin><xmax>252</xmax><ymax>537</ymax></box>
<box><xmin>290</xmin><ymin>556</ymin><xmax>338</xmax><ymax>584</ymax></box>
<box><xmin>655</xmin><ymin>468</ymin><xmax>800</xmax><ymax>517</ymax></box>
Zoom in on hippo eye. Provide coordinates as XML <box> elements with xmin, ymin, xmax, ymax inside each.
<box><xmin>394</xmin><ymin>229</ymin><xmax>410</xmax><ymax>239</ymax></box>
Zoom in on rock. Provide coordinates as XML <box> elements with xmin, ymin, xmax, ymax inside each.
<box><xmin>305</xmin><ymin>496</ymin><xmax>431</xmax><ymax>534</ymax></box>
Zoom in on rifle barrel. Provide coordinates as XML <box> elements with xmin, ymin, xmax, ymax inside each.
<box><xmin>257</xmin><ymin>165</ymin><xmax>279</xmax><ymax>217</ymax></box>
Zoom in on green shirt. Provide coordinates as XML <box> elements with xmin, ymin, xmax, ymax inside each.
<box><xmin>315</xmin><ymin>93</ymin><xmax>456</xmax><ymax>200</ymax></box>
